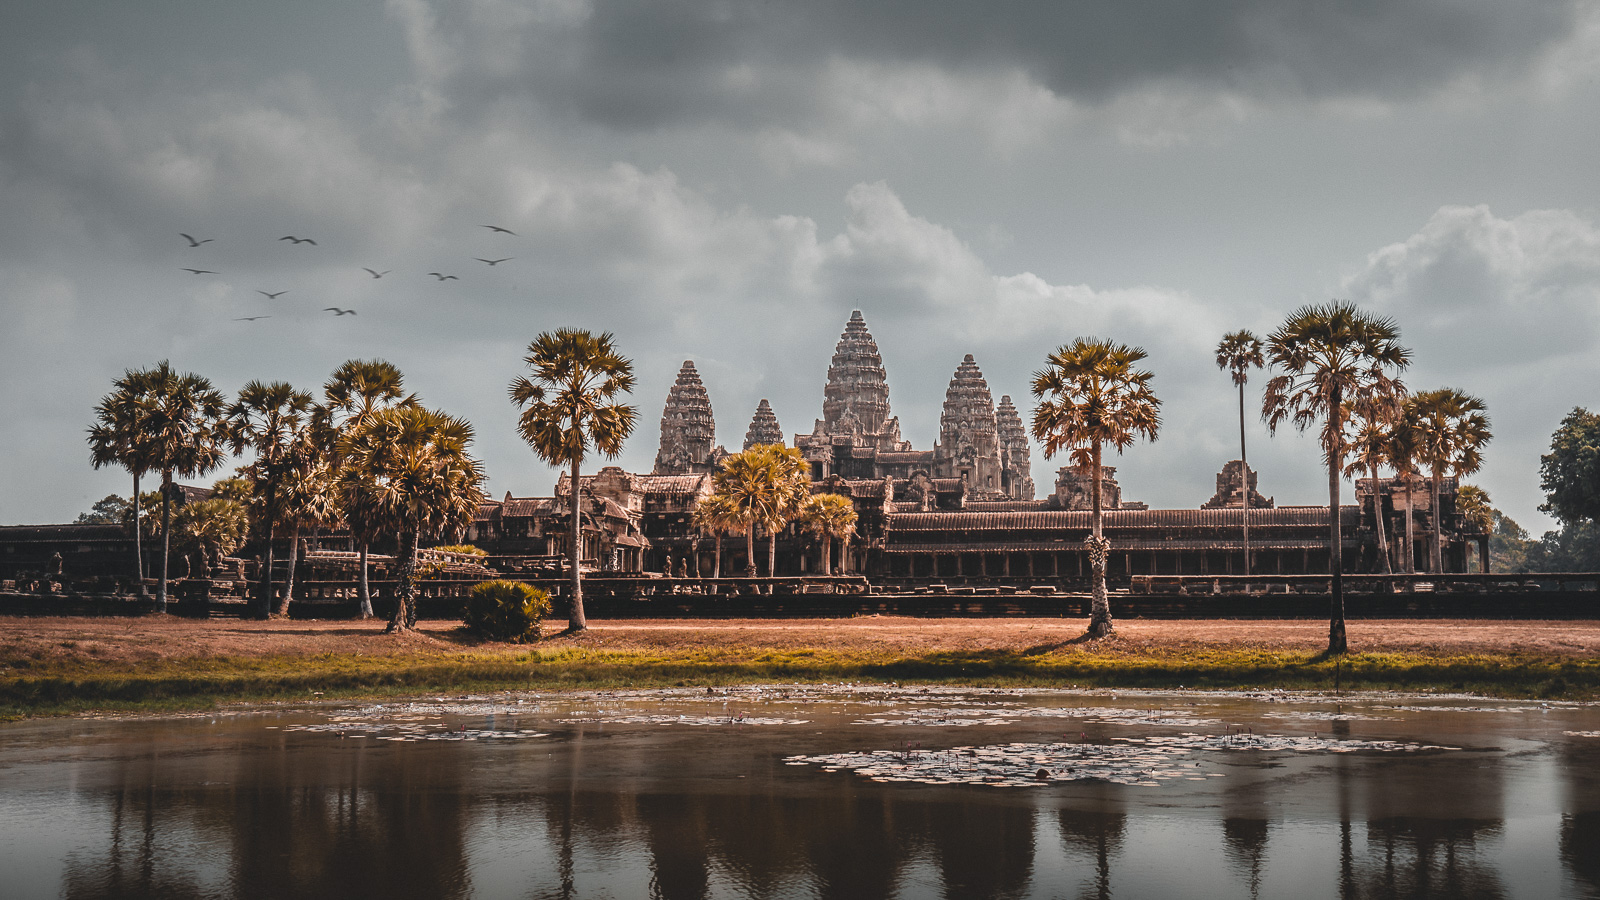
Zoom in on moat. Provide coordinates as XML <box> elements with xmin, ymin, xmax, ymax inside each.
<box><xmin>3</xmin><ymin>687</ymin><xmax>1598</xmax><ymax>899</ymax></box>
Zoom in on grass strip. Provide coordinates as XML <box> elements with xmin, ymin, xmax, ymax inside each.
<box><xmin>4</xmin><ymin>647</ymin><xmax>1599</xmax><ymax>719</ymax></box>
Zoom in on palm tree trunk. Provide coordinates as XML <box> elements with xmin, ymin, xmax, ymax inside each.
<box><xmin>1403</xmin><ymin>480</ymin><xmax>1416</xmax><ymax>576</ymax></box>
<box><xmin>1430</xmin><ymin>470</ymin><xmax>1444</xmax><ymax>574</ymax></box>
<box><xmin>388</xmin><ymin>530</ymin><xmax>420</xmax><ymax>633</ymax></box>
<box><xmin>1370</xmin><ymin>465</ymin><xmax>1392</xmax><ymax>575</ymax></box>
<box><xmin>259</xmin><ymin>520</ymin><xmax>276</xmax><ymax>621</ymax></box>
<box><xmin>132</xmin><ymin>471</ymin><xmax>144</xmax><ymax>582</ymax></box>
<box><xmin>713</xmin><ymin>535</ymin><xmax>722</xmax><ymax>579</ymax></box>
<box><xmin>744</xmin><ymin>525</ymin><xmax>756</xmax><ymax>578</ymax></box>
<box><xmin>1238</xmin><ymin>382</ymin><xmax>1251</xmax><ymax>576</ymax></box>
<box><xmin>1327</xmin><ymin>397</ymin><xmax>1348</xmax><ymax>655</ymax></box>
<box><xmin>1086</xmin><ymin>444</ymin><xmax>1113</xmax><ymax>638</ymax></box>
<box><xmin>277</xmin><ymin>524</ymin><xmax>300</xmax><ymax>617</ymax></box>
<box><xmin>357</xmin><ymin>541</ymin><xmax>373</xmax><ymax>618</ymax></box>
<box><xmin>567</xmin><ymin>458</ymin><xmax>586</xmax><ymax>632</ymax></box>
<box><xmin>821</xmin><ymin>533</ymin><xmax>831</xmax><ymax>576</ymax></box>
<box><xmin>768</xmin><ymin>530</ymin><xmax>777</xmax><ymax>577</ymax></box>
<box><xmin>157</xmin><ymin>474</ymin><xmax>172</xmax><ymax>614</ymax></box>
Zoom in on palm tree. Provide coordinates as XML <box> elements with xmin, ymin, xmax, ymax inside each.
<box><xmin>1456</xmin><ymin>484</ymin><xmax>1494</xmax><ymax>573</ymax></box>
<box><xmin>508</xmin><ymin>330</ymin><xmax>638</xmax><ymax>632</ymax></box>
<box><xmin>1215</xmin><ymin>330</ymin><xmax>1264</xmax><ymax>574</ymax></box>
<box><xmin>692</xmin><ymin>492</ymin><xmax>745</xmax><ymax>578</ymax></box>
<box><xmin>711</xmin><ymin>445</ymin><xmax>791</xmax><ymax>578</ymax></box>
<box><xmin>1406</xmin><ymin>388</ymin><xmax>1492</xmax><ymax>574</ymax></box>
<box><xmin>1264</xmin><ymin>302</ymin><xmax>1410</xmax><ymax>655</ymax></box>
<box><xmin>800</xmin><ymin>493</ymin><xmax>858</xmax><ymax>575</ymax></box>
<box><xmin>338</xmin><ymin>407</ymin><xmax>485</xmax><ymax>632</ymax></box>
<box><xmin>88</xmin><ymin>368</ymin><xmax>162</xmax><ymax>584</ymax></box>
<box><xmin>121</xmin><ymin>362</ymin><xmax>230</xmax><ymax>613</ymax></box>
<box><xmin>765</xmin><ymin>445</ymin><xmax>812</xmax><ymax>577</ymax></box>
<box><xmin>315</xmin><ymin>359</ymin><xmax>421</xmax><ymax>618</ymax></box>
<box><xmin>226</xmin><ymin>381</ymin><xmax>315</xmax><ymax>619</ymax></box>
<box><xmin>174</xmin><ymin>488</ymin><xmax>249</xmax><ymax>579</ymax></box>
<box><xmin>1384</xmin><ymin>411</ymin><xmax>1424</xmax><ymax>576</ymax></box>
<box><xmin>274</xmin><ymin>435</ymin><xmax>341</xmax><ymax>617</ymax></box>
<box><xmin>1343</xmin><ymin>385</ymin><xmax>1406</xmax><ymax>575</ymax></box>
<box><xmin>1031</xmin><ymin>338</ymin><xmax>1161</xmax><ymax>639</ymax></box>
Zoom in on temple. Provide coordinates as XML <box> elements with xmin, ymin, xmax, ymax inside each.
<box><xmin>2</xmin><ymin>310</ymin><xmax>1490</xmax><ymax>594</ymax></box>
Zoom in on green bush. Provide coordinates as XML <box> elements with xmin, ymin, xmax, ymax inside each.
<box><xmin>464</xmin><ymin>580</ymin><xmax>551</xmax><ymax>643</ymax></box>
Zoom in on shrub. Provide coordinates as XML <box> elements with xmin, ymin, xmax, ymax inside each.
<box><xmin>464</xmin><ymin>580</ymin><xmax>551</xmax><ymax>643</ymax></box>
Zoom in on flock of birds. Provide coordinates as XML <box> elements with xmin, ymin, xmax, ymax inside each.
<box><xmin>175</xmin><ymin>226</ymin><xmax>520</xmax><ymax>322</ymax></box>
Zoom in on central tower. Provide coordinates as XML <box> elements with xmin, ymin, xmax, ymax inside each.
<box><xmin>797</xmin><ymin>310</ymin><xmax>909</xmax><ymax>477</ymax></box>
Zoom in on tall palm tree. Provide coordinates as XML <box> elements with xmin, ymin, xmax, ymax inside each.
<box><xmin>1456</xmin><ymin>484</ymin><xmax>1494</xmax><ymax>573</ymax></box>
<box><xmin>124</xmin><ymin>362</ymin><xmax>229</xmax><ymax>613</ymax></box>
<box><xmin>765</xmin><ymin>446</ymin><xmax>812</xmax><ymax>577</ymax></box>
<box><xmin>226</xmin><ymin>381</ymin><xmax>315</xmax><ymax>619</ymax></box>
<box><xmin>1264</xmin><ymin>302</ymin><xmax>1410</xmax><ymax>655</ymax></box>
<box><xmin>509</xmin><ymin>330</ymin><xmax>638</xmax><ymax>632</ymax></box>
<box><xmin>314</xmin><ymin>359</ymin><xmax>420</xmax><ymax>618</ymax></box>
<box><xmin>1384</xmin><ymin>412</ymin><xmax>1425</xmax><ymax>576</ymax></box>
<box><xmin>1215</xmin><ymin>330</ymin><xmax>1264</xmax><ymax>574</ymax></box>
<box><xmin>692</xmin><ymin>492</ymin><xmax>744</xmax><ymax>578</ymax></box>
<box><xmin>711</xmin><ymin>445</ymin><xmax>791</xmax><ymax>578</ymax></box>
<box><xmin>274</xmin><ymin>435</ymin><xmax>341</xmax><ymax>617</ymax></box>
<box><xmin>800</xmin><ymin>492</ymin><xmax>858</xmax><ymax>576</ymax></box>
<box><xmin>1343</xmin><ymin>385</ymin><xmax>1406</xmax><ymax>575</ymax></box>
<box><xmin>88</xmin><ymin>368</ymin><xmax>162</xmax><ymax>583</ymax></box>
<box><xmin>1406</xmin><ymin>388</ymin><xmax>1492</xmax><ymax>573</ymax></box>
<box><xmin>1031</xmin><ymin>337</ymin><xmax>1161</xmax><ymax>639</ymax></box>
<box><xmin>338</xmin><ymin>407</ymin><xmax>485</xmax><ymax>632</ymax></box>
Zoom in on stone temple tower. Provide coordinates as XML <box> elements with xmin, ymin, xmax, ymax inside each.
<box><xmin>932</xmin><ymin>354</ymin><xmax>1003</xmax><ymax>495</ymax></box>
<box><xmin>797</xmin><ymin>311</ymin><xmax>909</xmax><ymax>476</ymax></box>
<box><xmin>995</xmin><ymin>395</ymin><xmax>1035</xmax><ymax>500</ymax></box>
<box><xmin>653</xmin><ymin>360</ymin><xmax>725</xmax><ymax>475</ymax></box>
<box><xmin>743</xmin><ymin>399</ymin><xmax>784</xmax><ymax>450</ymax></box>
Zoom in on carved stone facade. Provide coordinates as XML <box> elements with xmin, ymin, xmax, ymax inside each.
<box><xmin>995</xmin><ymin>395</ymin><xmax>1035</xmax><ymax>500</ymax></box>
<box><xmin>1200</xmin><ymin>460</ymin><xmax>1274</xmax><ymax>510</ymax></box>
<box><xmin>1049</xmin><ymin>465</ymin><xmax>1147</xmax><ymax>511</ymax></box>
<box><xmin>653</xmin><ymin>360</ymin><xmax>728</xmax><ymax>476</ymax></box>
<box><xmin>743</xmin><ymin>399</ymin><xmax>784</xmax><ymax>449</ymax></box>
<box><xmin>932</xmin><ymin>354</ymin><xmax>1003</xmax><ymax>494</ymax></box>
<box><xmin>797</xmin><ymin>312</ymin><xmax>913</xmax><ymax>478</ymax></box>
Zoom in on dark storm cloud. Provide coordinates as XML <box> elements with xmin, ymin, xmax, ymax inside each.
<box><xmin>412</xmin><ymin>0</ymin><xmax>1580</xmax><ymax>127</ymax></box>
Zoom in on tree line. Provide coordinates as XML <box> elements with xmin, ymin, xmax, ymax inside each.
<box><xmin>86</xmin><ymin>303</ymin><xmax>1600</xmax><ymax>656</ymax></box>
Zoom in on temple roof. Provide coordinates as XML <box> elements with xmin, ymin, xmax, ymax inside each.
<box><xmin>654</xmin><ymin>360</ymin><xmax>717</xmax><ymax>474</ymax></box>
<box><xmin>820</xmin><ymin>310</ymin><xmax>892</xmax><ymax>436</ymax></box>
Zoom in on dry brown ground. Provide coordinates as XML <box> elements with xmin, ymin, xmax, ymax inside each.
<box><xmin>4</xmin><ymin>615</ymin><xmax>1600</xmax><ymax>670</ymax></box>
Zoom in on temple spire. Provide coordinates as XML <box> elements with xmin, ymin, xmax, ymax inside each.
<box><xmin>653</xmin><ymin>360</ymin><xmax>717</xmax><ymax>475</ymax></box>
<box><xmin>821</xmin><ymin>310</ymin><xmax>892</xmax><ymax>437</ymax></box>
<box><xmin>744</xmin><ymin>399</ymin><xmax>784</xmax><ymax>449</ymax></box>
<box><xmin>996</xmin><ymin>394</ymin><xmax>1035</xmax><ymax>500</ymax></box>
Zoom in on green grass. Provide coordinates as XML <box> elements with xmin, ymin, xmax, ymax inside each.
<box><xmin>4</xmin><ymin>645</ymin><xmax>1598</xmax><ymax>720</ymax></box>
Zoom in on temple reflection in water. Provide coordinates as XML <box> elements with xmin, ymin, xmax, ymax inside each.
<box><xmin>6</xmin><ymin>701</ymin><xmax>1597</xmax><ymax>900</ymax></box>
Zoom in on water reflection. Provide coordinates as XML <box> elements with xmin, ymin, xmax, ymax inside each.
<box><xmin>2</xmin><ymin>691</ymin><xmax>1598</xmax><ymax>899</ymax></box>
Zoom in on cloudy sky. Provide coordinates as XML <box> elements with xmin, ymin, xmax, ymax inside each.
<box><xmin>4</xmin><ymin>0</ymin><xmax>1599</xmax><ymax>532</ymax></box>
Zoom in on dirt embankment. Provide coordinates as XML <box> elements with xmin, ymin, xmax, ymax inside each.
<box><xmin>5</xmin><ymin>615</ymin><xmax>1599</xmax><ymax>673</ymax></box>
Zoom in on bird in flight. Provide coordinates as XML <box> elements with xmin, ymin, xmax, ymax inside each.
<box><xmin>180</xmin><ymin>233</ymin><xmax>213</xmax><ymax>247</ymax></box>
<box><xmin>279</xmin><ymin>235</ymin><xmax>318</xmax><ymax>245</ymax></box>
<box><xmin>482</xmin><ymin>225</ymin><xmax>516</xmax><ymax>235</ymax></box>
<box><xmin>428</xmin><ymin>272</ymin><xmax>459</xmax><ymax>280</ymax></box>
<box><xmin>181</xmin><ymin>268</ymin><xmax>218</xmax><ymax>275</ymax></box>
<box><xmin>257</xmin><ymin>290</ymin><xmax>289</xmax><ymax>300</ymax></box>
<box><xmin>324</xmin><ymin>307</ymin><xmax>357</xmax><ymax>316</ymax></box>
<box><xmin>234</xmin><ymin>315</ymin><xmax>271</xmax><ymax>322</ymax></box>
<box><xmin>475</xmin><ymin>257</ymin><xmax>512</xmax><ymax>266</ymax></box>
<box><xmin>363</xmin><ymin>268</ymin><xmax>390</xmax><ymax>279</ymax></box>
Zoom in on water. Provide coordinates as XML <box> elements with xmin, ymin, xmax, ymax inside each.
<box><xmin>3</xmin><ymin>686</ymin><xmax>1599</xmax><ymax>899</ymax></box>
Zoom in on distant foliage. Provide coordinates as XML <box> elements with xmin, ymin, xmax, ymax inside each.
<box><xmin>464</xmin><ymin>580</ymin><xmax>551</xmax><ymax>643</ymax></box>
<box><xmin>76</xmin><ymin>494</ymin><xmax>129</xmax><ymax>525</ymax></box>
<box><xmin>432</xmin><ymin>544</ymin><xmax>487</xmax><ymax>557</ymax></box>
<box><xmin>1540</xmin><ymin>407</ymin><xmax>1600</xmax><ymax>529</ymax></box>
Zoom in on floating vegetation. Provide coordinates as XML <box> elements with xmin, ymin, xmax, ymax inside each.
<box><xmin>280</xmin><ymin>720</ymin><xmax>548</xmax><ymax>742</ymax></box>
<box><xmin>852</xmin><ymin>715</ymin><xmax>1018</xmax><ymax>727</ymax></box>
<box><xmin>1116</xmin><ymin>733</ymin><xmax>1456</xmax><ymax>753</ymax></box>
<box><xmin>1260</xmin><ymin>710</ymin><xmax>1395</xmax><ymax>722</ymax></box>
<box><xmin>1029</xmin><ymin>706</ymin><xmax>1223</xmax><ymax>727</ymax></box>
<box><xmin>786</xmin><ymin>741</ymin><xmax>1199</xmax><ymax>787</ymax></box>
<box><xmin>1563</xmin><ymin>731</ymin><xmax>1600</xmax><ymax>738</ymax></box>
<box><xmin>786</xmin><ymin>729</ymin><xmax>1456</xmax><ymax>788</ymax></box>
<box><xmin>555</xmin><ymin>714</ymin><xmax>809</xmax><ymax>726</ymax></box>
